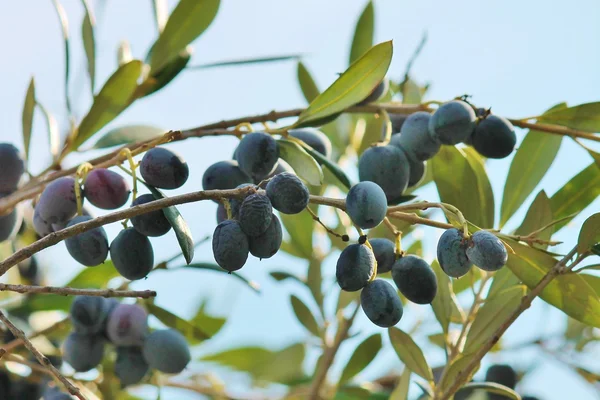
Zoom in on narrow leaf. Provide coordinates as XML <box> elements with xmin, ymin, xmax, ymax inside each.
<box><xmin>143</xmin><ymin>48</ymin><xmax>192</xmax><ymax>97</ymax></box>
<box><xmin>81</xmin><ymin>0</ymin><xmax>96</xmax><ymax>93</ymax></box>
<box><xmin>388</xmin><ymin>327</ymin><xmax>433</xmax><ymax>381</ymax></box>
<box><xmin>500</xmin><ymin>130</ymin><xmax>562</xmax><ymax>226</ymax></box>
<box><xmin>21</xmin><ymin>77</ymin><xmax>35</xmax><ymax>161</ymax></box>
<box><xmin>74</xmin><ymin>60</ymin><xmax>143</xmax><ymax>149</ymax></box>
<box><xmin>177</xmin><ymin>262</ymin><xmax>260</xmax><ymax>293</ymax></box>
<box><xmin>439</xmin><ymin>354</ymin><xmax>479</xmax><ymax>393</ymax></box>
<box><xmin>146</xmin><ymin>185</ymin><xmax>195</xmax><ymax>264</ymax></box>
<box><xmin>279</xmin><ymin>210</ymin><xmax>313</xmax><ymax>259</ymax></box>
<box><xmin>390</xmin><ymin>368</ymin><xmax>411</xmax><ymax>400</ymax></box>
<box><xmin>339</xmin><ymin>334</ymin><xmax>382</xmax><ymax>384</ymax></box>
<box><xmin>93</xmin><ymin>125</ymin><xmax>164</xmax><ymax>149</ymax></box>
<box><xmin>145</xmin><ymin>302</ymin><xmax>210</xmax><ymax>343</ymax></box>
<box><xmin>290</xmin><ymin>295</ymin><xmax>321</xmax><ymax>337</ymax></box>
<box><xmin>51</xmin><ymin>0</ymin><xmax>71</xmax><ymax>114</ymax></box>
<box><xmin>488</xmin><ymin>267</ymin><xmax>521</xmax><ymax>299</ymax></box>
<box><xmin>297</xmin><ymin>61</ymin><xmax>320</xmax><ymax>103</ymax></box>
<box><xmin>277</xmin><ymin>139</ymin><xmax>323</xmax><ymax>186</ymax></box>
<box><xmin>461</xmin><ymin>382</ymin><xmax>522</xmax><ymax>400</ymax></box>
<box><xmin>152</xmin><ymin>0</ymin><xmax>168</xmax><ymax>32</ymax></box>
<box><xmin>430</xmin><ymin>260</ymin><xmax>463</xmax><ymax>333</ymax></box>
<box><xmin>515</xmin><ymin>190</ymin><xmax>553</xmax><ymax>249</ymax></box>
<box><xmin>550</xmin><ymin>162</ymin><xmax>600</xmax><ymax>231</ymax></box>
<box><xmin>463</xmin><ymin>147</ymin><xmax>495</xmax><ymax>227</ymax></box>
<box><xmin>36</xmin><ymin>102</ymin><xmax>61</xmax><ymax>158</ymax></box>
<box><xmin>539</xmin><ymin>101</ymin><xmax>600</xmax><ymax>132</ymax></box>
<box><xmin>149</xmin><ymin>0</ymin><xmax>220</xmax><ymax>72</ymax></box>
<box><xmin>463</xmin><ymin>286</ymin><xmax>525</xmax><ymax>354</ymax></box>
<box><xmin>577</xmin><ymin>213</ymin><xmax>600</xmax><ymax>254</ymax></box>
<box><xmin>191</xmin><ymin>302</ymin><xmax>226</xmax><ymax>336</ymax></box>
<box><xmin>189</xmin><ymin>54</ymin><xmax>301</xmax><ymax>69</ymax></box>
<box><xmin>294</xmin><ymin>41</ymin><xmax>393</xmax><ymax>126</ymax></box>
<box><xmin>349</xmin><ymin>1</ymin><xmax>374</xmax><ymax>64</ymax></box>
<box><xmin>300</xmin><ymin>141</ymin><xmax>351</xmax><ymax>189</ymax></box>
<box><xmin>270</xmin><ymin>271</ymin><xmax>305</xmax><ymax>286</ymax></box>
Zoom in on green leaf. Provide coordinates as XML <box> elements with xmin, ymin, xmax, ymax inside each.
<box><xmin>578</xmin><ymin>213</ymin><xmax>600</xmax><ymax>254</ymax></box>
<box><xmin>145</xmin><ymin>302</ymin><xmax>210</xmax><ymax>343</ymax></box>
<box><xmin>152</xmin><ymin>0</ymin><xmax>168</xmax><ymax>32</ymax></box>
<box><xmin>461</xmin><ymin>382</ymin><xmax>522</xmax><ymax>400</ymax></box>
<box><xmin>550</xmin><ymin>162</ymin><xmax>600</xmax><ymax>231</ymax></box>
<box><xmin>143</xmin><ymin>48</ymin><xmax>192</xmax><ymax>97</ymax></box>
<box><xmin>500</xmin><ymin>130</ymin><xmax>563</xmax><ymax>226</ymax></box>
<box><xmin>146</xmin><ymin>185</ymin><xmax>195</xmax><ymax>264</ymax></box>
<box><xmin>21</xmin><ymin>77</ymin><xmax>35</xmax><ymax>161</ymax></box>
<box><xmin>93</xmin><ymin>125</ymin><xmax>164</xmax><ymax>149</ymax></box>
<box><xmin>538</xmin><ymin>102</ymin><xmax>600</xmax><ymax>132</ymax></box>
<box><xmin>279</xmin><ymin>210</ymin><xmax>313</xmax><ymax>258</ymax></box>
<box><xmin>81</xmin><ymin>0</ymin><xmax>96</xmax><ymax>93</ymax></box>
<box><xmin>388</xmin><ymin>327</ymin><xmax>433</xmax><ymax>381</ymax></box>
<box><xmin>149</xmin><ymin>0</ymin><xmax>220</xmax><ymax>72</ymax></box>
<box><xmin>336</xmin><ymin>289</ymin><xmax>360</xmax><ymax>312</ymax></box>
<box><xmin>401</xmin><ymin>78</ymin><xmax>422</xmax><ymax>105</ymax></box>
<box><xmin>464</xmin><ymin>286</ymin><xmax>525</xmax><ymax>354</ymax></box>
<box><xmin>191</xmin><ymin>302</ymin><xmax>226</xmax><ymax>337</ymax></box>
<box><xmin>432</xmin><ymin>146</ymin><xmax>494</xmax><ymax>228</ymax></box>
<box><xmin>515</xmin><ymin>190</ymin><xmax>553</xmax><ymax>249</ymax></box>
<box><xmin>463</xmin><ymin>147</ymin><xmax>495</xmax><ymax>227</ymax></box>
<box><xmin>488</xmin><ymin>267</ymin><xmax>521</xmax><ymax>299</ymax></box>
<box><xmin>298</xmin><ymin>140</ymin><xmax>352</xmax><ymax>189</ymax></box>
<box><xmin>270</xmin><ymin>271</ymin><xmax>306</xmax><ymax>285</ymax></box>
<box><xmin>189</xmin><ymin>54</ymin><xmax>301</xmax><ymax>69</ymax></box>
<box><xmin>277</xmin><ymin>139</ymin><xmax>323</xmax><ymax>186</ymax></box>
<box><xmin>349</xmin><ymin>1</ymin><xmax>374</xmax><ymax>64</ymax></box>
<box><xmin>176</xmin><ymin>262</ymin><xmax>260</xmax><ymax>293</ymax></box>
<box><xmin>74</xmin><ymin>60</ymin><xmax>143</xmax><ymax>149</ymax></box>
<box><xmin>36</xmin><ymin>102</ymin><xmax>61</xmax><ymax>158</ymax></box>
<box><xmin>430</xmin><ymin>260</ymin><xmax>463</xmax><ymax>333</ymax></box>
<box><xmin>453</xmin><ymin>267</ymin><xmax>482</xmax><ymax>295</ymax></box>
<box><xmin>67</xmin><ymin>261</ymin><xmax>120</xmax><ymax>288</ymax></box>
<box><xmin>339</xmin><ymin>333</ymin><xmax>382</xmax><ymax>384</ymax></box>
<box><xmin>439</xmin><ymin>354</ymin><xmax>479</xmax><ymax>393</ymax></box>
<box><xmin>202</xmin><ymin>343</ymin><xmax>306</xmax><ymax>384</ymax></box>
<box><xmin>506</xmin><ymin>240</ymin><xmax>600</xmax><ymax>327</ymax></box>
<box><xmin>297</xmin><ymin>61</ymin><xmax>320</xmax><ymax>103</ymax></box>
<box><xmin>290</xmin><ymin>295</ymin><xmax>321</xmax><ymax>337</ymax></box>
<box><xmin>51</xmin><ymin>0</ymin><xmax>71</xmax><ymax>114</ymax></box>
<box><xmin>307</xmin><ymin>259</ymin><xmax>324</xmax><ymax>312</ymax></box>
<box><xmin>294</xmin><ymin>41</ymin><xmax>393</xmax><ymax>126</ymax></box>
<box><xmin>390</xmin><ymin>368</ymin><xmax>411</xmax><ymax>400</ymax></box>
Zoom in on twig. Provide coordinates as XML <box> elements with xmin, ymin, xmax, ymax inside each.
<box><xmin>436</xmin><ymin>246</ymin><xmax>579</xmax><ymax>400</ymax></box>
<box><xmin>1</xmin><ymin>317</ymin><xmax>69</xmax><ymax>355</ymax></box>
<box><xmin>308</xmin><ymin>305</ymin><xmax>360</xmax><ymax>400</ymax></box>
<box><xmin>0</xmin><ymin>309</ymin><xmax>86</xmax><ymax>399</ymax></box>
<box><xmin>0</xmin><ymin>283</ymin><xmax>156</xmax><ymax>298</ymax></box>
<box><xmin>509</xmin><ymin>119</ymin><xmax>600</xmax><ymax>143</ymax></box>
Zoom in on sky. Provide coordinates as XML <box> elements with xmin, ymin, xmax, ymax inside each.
<box><xmin>0</xmin><ymin>0</ymin><xmax>600</xmax><ymax>399</ymax></box>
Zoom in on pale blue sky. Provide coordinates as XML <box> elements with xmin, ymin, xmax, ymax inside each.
<box><xmin>0</xmin><ymin>1</ymin><xmax>599</xmax><ymax>399</ymax></box>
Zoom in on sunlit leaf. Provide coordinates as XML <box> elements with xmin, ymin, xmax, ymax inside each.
<box><xmin>388</xmin><ymin>327</ymin><xmax>433</xmax><ymax>381</ymax></box>
<box><xmin>280</xmin><ymin>209</ymin><xmax>313</xmax><ymax>259</ymax></box>
<box><xmin>146</xmin><ymin>302</ymin><xmax>210</xmax><ymax>343</ymax></box>
<box><xmin>191</xmin><ymin>301</ymin><xmax>226</xmax><ymax>337</ymax></box>
<box><xmin>577</xmin><ymin>213</ymin><xmax>600</xmax><ymax>254</ymax></box>
<box><xmin>390</xmin><ymin>368</ymin><xmax>411</xmax><ymax>400</ymax></box>
<box><xmin>349</xmin><ymin>1</ymin><xmax>374</xmax><ymax>64</ymax></box>
<box><xmin>74</xmin><ymin>60</ymin><xmax>143</xmax><ymax>149</ymax></box>
<box><xmin>298</xmin><ymin>140</ymin><xmax>352</xmax><ymax>189</ymax></box>
<box><xmin>152</xmin><ymin>0</ymin><xmax>168</xmax><ymax>32</ymax></box>
<box><xmin>294</xmin><ymin>41</ymin><xmax>393</xmax><ymax>126</ymax></box>
<box><xmin>500</xmin><ymin>130</ymin><xmax>562</xmax><ymax>226</ymax></box>
<box><xmin>21</xmin><ymin>77</ymin><xmax>35</xmax><ymax>161</ymax></box>
<box><xmin>290</xmin><ymin>295</ymin><xmax>321</xmax><ymax>337</ymax></box>
<box><xmin>36</xmin><ymin>102</ymin><xmax>60</xmax><ymax>159</ymax></box>
<box><xmin>51</xmin><ymin>0</ymin><xmax>71</xmax><ymax>113</ymax></box>
<box><xmin>461</xmin><ymin>382</ymin><xmax>522</xmax><ymax>400</ymax></box>
<box><xmin>488</xmin><ymin>267</ymin><xmax>521</xmax><ymax>299</ymax></box>
<box><xmin>149</xmin><ymin>0</ymin><xmax>220</xmax><ymax>72</ymax></box>
<box><xmin>93</xmin><ymin>125</ymin><xmax>164</xmax><ymax>149</ymax></box>
<box><xmin>189</xmin><ymin>54</ymin><xmax>301</xmax><ymax>69</ymax></box>
<box><xmin>539</xmin><ymin>101</ymin><xmax>600</xmax><ymax>132</ymax></box>
<box><xmin>431</xmin><ymin>260</ymin><xmax>464</xmax><ymax>332</ymax></box>
<box><xmin>143</xmin><ymin>47</ymin><xmax>192</xmax><ymax>97</ymax></box>
<box><xmin>439</xmin><ymin>354</ymin><xmax>479</xmax><ymax>394</ymax></box>
<box><xmin>277</xmin><ymin>139</ymin><xmax>323</xmax><ymax>186</ymax></box>
<box><xmin>270</xmin><ymin>271</ymin><xmax>306</xmax><ymax>286</ymax></box>
<box><xmin>339</xmin><ymin>333</ymin><xmax>382</xmax><ymax>384</ymax></box>
<box><xmin>515</xmin><ymin>190</ymin><xmax>553</xmax><ymax>249</ymax></box>
<box><xmin>297</xmin><ymin>61</ymin><xmax>320</xmax><ymax>103</ymax></box>
<box><xmin>81</xmin><ymin>0</ymin><xmax>96</xmax><ymax>93</ymax></box>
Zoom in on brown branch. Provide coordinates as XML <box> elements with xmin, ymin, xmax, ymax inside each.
<box><xmin>436</xmin><ymin>246</ymin><xmax>579</xmax><ymax>400</ymax></box>
<box><xmin>308</xmin><ymin>305</ymin><xmax>360</xmax><ymax>400</ymax></box>
<box><xmin>0</xmin><ymin>309</ymin><xmax>86</xmax><ymax>399</ymax></box>
<box><xmin>0</xmin><ymin>283</ymin><xmax>156</xmax><ymax>298</ymax></box>
<box><xmin>510</xmin><ymin>119</ymin><xmax>600</xmax><ymax>143</ymax></box>
<box><xmin>1</xmin><ymin>317</ymin><xmax>69</xmax><ymax>355</ymax></box>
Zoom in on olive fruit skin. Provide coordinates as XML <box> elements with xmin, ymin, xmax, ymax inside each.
<box><xmin>212</xmin><ymin>220</ymin><xmax>249</xmax><ymax>272</ymax></box>
<box><xmin>130</xmin><ymin>194</ymin><xmax>172</xmax><ymax>237</ymax></box>
<box><xmin>236</xmin><ymin>132</ymin><xmax>279</xmax><ymax>181</ymax></box>
<box><xmin>106</xmin><ymin>304</ymin><xmax>149</xmax><ymax>347</ymax></box>
<box><xmin>36</xmin><ymin>177</ymin><xmax>81</xmax><ymax>226</ymax></box>
<box><xmin>358</xmin><ymin>145</ymin><xmax>410</xmax><ymax>203</ymax></box>
<box><xmin>216</xmin><ymin>202</ymin><xmax>228</xmax><ymax>224</ymax></box>
<box><xmin>360</xmin><ymin>279</ymin><xmax>403</xmax><ymax>327</ymax></box>
<box><xmin>266</xmin><ymin>172</ymin><xmax>309</xmax><ymax>215</ymax></box>
<box><xmin>336</xmin><ymin>244</ymin><xmax>376</xmax><ymax>292</ymax></box>
<box><xmin>140</xmin><ymin>147</ymin><xmax>189</xmax><ymax>189</ymax></box>
<box><xmin>486</xmin><ymin>364</ymin><xmax>517</xmax><ymax>400</ymax></box>
<box><xmin>142</xmin><ymin>329</ymin><xmax>191</xmax><ymax>374</ymax></box>
<box><xmin>70</xmin><ymin>295</ymin><xmax>110</xmax><ymax>335</ymax></box>
<box><xmin>0</xmin><ymin>143</ymin><xmax>25</xmax><ymax>192</ymax></box>
<box><xmin>249</xmin><ymin>214</ymin><xmax>282</xmax><ymax>259</ymax></box>
<box><xmin>437</xmin><ymin>228</ymin><xmax>472</xmax><ymax>278</ymax></box>
<box><xmin>407</xmin><ymin>158</ymin><xmax>426</xmax><ymax>188</ymax></box>
<box><xmin>345</xmin><ymin>181</ymin><xmax>388</xmax><ymax>229</ymax></box>
<box><xmin>65</xmin><ymin>216</ymin><xmax>109</xmax><ymax>267</ymax></box>
<box><xmin>115</xmin><ymin>346</ymin><xmax>149</xmax><ymax>386</ymax></box>
<box><xmin>390</xmin><ymin>111</ymin><xmax>440</xmax><ymax>161</ymax></box>
<box><xmin>357</xmin><ymin>79</ymin><xmax>389</xmax><ymax>105</ymax></box>
<box><xmin>466</xmin><ymin>230</ymin><xmax>508</xmax><ymax>271</ymax></box>
<box><xmin>62</xmin><ymin>332</ymin><xmax>105</xmax><ymax>372</ymax></box>
<box><xmin>429</xmin><ymin>100</ymin><xmax>476</xmax><ymax>145</ymax></box>
<box><xmin>83</xmin><ymin>168</ymin><xmax>131</xmax><ymax>209</ymax></box>
<box><xmin>110</xmin><ymin>228</ymin><xmax>154</xmax><ymax>280</ymax></box>
<box><xmin>472</xmin><ymin>115</ymin><xmax>516</xmax><ymax>159</ymax></box>
<box><xmin>202</xmin><ymin>160</ymin><xmax>252</xmax><ymax>195</ymax></box>
<box><xmin>289</xmin><ymin>128</ymin><xmax>332</xmax><ymax>157</ymax></box>
<box><xmin>369</xmin><ymin>238</ymin><xmax>396</xmax><ymax>274</ymax></box>
<box><xmin>33</xmin><ymin>209</ymin><xmax>54</xmax><ymax>237</ymax></box>
<box><xmin>238</xmin><ymin>194</ymin><xmax>273</xmax><ymax>237</ymax></box>
<box><xmin>259</xmin><ymin>159</ymin><xmax>295</xmax><ymax>188</ymax></box>
<box><xmin>392</xmin><ymin>255</ymin><xmax>438</xmax><ymax>304</ymax></box>
<box><xmin>0</xmin><ymin>193</ymin><xmax>22</xmax><ymax>242</ymax></box>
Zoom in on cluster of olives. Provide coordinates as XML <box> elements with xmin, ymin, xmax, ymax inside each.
<box><xmin>204</xmin><ymin>130</ymin><xmax>330</xmax><ymax>271</ymax></box>
<box><xmin>64</xmin><ymin>296</ymin><xmax>191</xmax><ymax>386</ymax></box>
<box><xmin>0</xmin><ymin>144</ymin><xmax>26</xmax><ymax>243</ymax></box>
<box><xmin>33</xmin><ymin>147</ymin><xmax>190</xmax><ymax>281</ymax></box>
